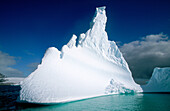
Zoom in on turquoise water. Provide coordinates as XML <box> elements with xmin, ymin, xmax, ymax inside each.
<box><xmin>18</xmin><ymin>94</ymin><xmax>170</xmax><ymax>111</ymax></box>
<box><xmin>0</xmin><ymin>86</ymin><xmax>170</xmax><ymax>111</ymax></box>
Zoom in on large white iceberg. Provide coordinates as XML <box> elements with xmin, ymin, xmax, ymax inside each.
<box><xmin>142</xmin><ymin>67</ymin><xmax>170</xmax><ymax>92</ymax></box>
<box><xmin>19</xmin><ymin>6</ymin><xmax>142</xmax><ymax>103</ymax></box>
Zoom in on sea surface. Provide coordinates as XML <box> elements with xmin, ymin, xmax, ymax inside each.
<box><xmin>0</xmin><ymin>85</ymin><xmax>170</xmax><ymax>111</ymax></box>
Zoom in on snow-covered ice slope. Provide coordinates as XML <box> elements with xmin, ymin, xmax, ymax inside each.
<box><xmin>19</xmin><ymin>6</ymin><xmax>142</xmax><ymax>103</ymax></box>
<box><xmin>142</xmin><ymin>67</ymin><xmax>170</xmax><ymax>92</ymax></box>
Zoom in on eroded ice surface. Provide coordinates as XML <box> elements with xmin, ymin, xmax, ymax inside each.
<box><xmin>142</xmin><ymin>67</ymin><xmax>170</xmax><ymax>92</ymax></box>
<box><xmin>19</xmin><ymin>6</ymin><xmax>142</xmax><ymax>103</ymax></box>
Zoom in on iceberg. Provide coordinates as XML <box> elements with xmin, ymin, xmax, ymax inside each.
<box><xmin>142</xmin><ymin>67</ymin><xmax>170</xmax><ymax>92</ymax></box>
<box><xmin>19</xmin><ymin>6</ymin><xmax>142</xmax><ymax>103</ymax></box>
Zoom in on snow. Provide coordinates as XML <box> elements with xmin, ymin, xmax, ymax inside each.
<box><xmin>3</xmin><ymin>77</ymin><xmax>24</xmax><ymax>85</ymax></box>
<box><xmin>19</xmin><ymin>6</ymin><xmax>142</xmax><ymax>103</ymax></box>
<box><xmin>105</xmin><ymin>79</ymin><xmax>136</xmax><ymax>94</ymax></box>
<box><xmin>142</xmin><ymin>67</ymin><xmax>170</xmax><ymax>92</ymax></box>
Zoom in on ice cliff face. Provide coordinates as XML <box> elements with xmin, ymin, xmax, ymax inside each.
<box><xmin>19</xmin><ymin>6</ymin><xmax>142</xmax><ymax>103</ymax></box>
<box><xmin>142</xmin><ymin>67</ymin><xmax>170</xmax><ymax>92</ymax></box>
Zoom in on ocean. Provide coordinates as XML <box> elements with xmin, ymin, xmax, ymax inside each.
<box><xmin>0</xmin><ymin>85</ymin><xmax>170</xmax><ymax>111</ymax></box>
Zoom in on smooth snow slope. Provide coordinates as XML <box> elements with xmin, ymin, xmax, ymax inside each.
<box><xmin>19</xmin><ymin>6</ymin><xmax>142</xmax><ymax>103</ymax></box>
<box><xmin>142</xmin><ymin>67</ymin><xmax>170</xmax><ymax>92</ymax></box>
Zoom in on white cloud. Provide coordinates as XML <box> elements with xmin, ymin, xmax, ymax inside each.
<box><xmin>142</xmin><ymin>33</ymin><xmax>168</xmax><ymax>41</ymax></box>
<box><xmin>27</xmin><ymin>62</ymin><xmax>39</xmax><ymax>72</ymax></box>
<box><xmin>24</xmin><ymin>50</ymin><xmax>35</xmax><ymax>56</ymax></box>
<box><xmin>120</xmin><ymin>33</ymin><xmax>170</xmax><ymax>79</ymax></box>
<box><xmin>0</xmin><ymin>51</ymin><xmax>23</xmax><ymax>77</ymax></box>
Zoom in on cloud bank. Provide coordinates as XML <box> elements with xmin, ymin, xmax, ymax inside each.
<box><xmin>120</xmin><ymin>33</ymin><xmax>170</xmax><ymax>79</ymax></box>
<box><xmin>27</xmin><ymin>62</ymin><xmax>39</xmax><ymax>72</ymax></box>
<box><xmin>0</xmin><ymin>51</ymin><xmax>23</xmax><ymax>77</ymax></box>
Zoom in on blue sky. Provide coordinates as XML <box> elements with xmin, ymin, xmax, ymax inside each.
<box><xmin>0</xmin><ymin>0</ymin><xmax>170</xmax><ymax>78</ymax></box>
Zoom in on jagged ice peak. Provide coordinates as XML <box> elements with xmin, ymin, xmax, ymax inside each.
<box><xmin>19</xmin><ymin>6</ymin><xmax>142</xmax><ymax>103</ymax></box>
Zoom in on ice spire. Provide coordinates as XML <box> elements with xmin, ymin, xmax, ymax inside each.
<box><xmin>79</xmin><ymin>6</ymin><xmax>129</xmax><ymax>70</ymax></box>
<box><xmin>79</xmin><ymin>6</ymin><xmax>108</xmax><ymax>48</ymax></box>
<box><xmin>90</xmin><ymin>6</ymin><xmax>107</xmax><ymax>30</ymax></box>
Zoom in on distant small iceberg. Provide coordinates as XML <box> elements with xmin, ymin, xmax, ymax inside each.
<box><xmin>2</xmin><ymin>77</ymin><xmax>24</xmax><ymax>85</ymax></box>
<box><xmin>142</xmin><ymin>67</ymin><xmax>170</xmax><ymax>92</ymax></box>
